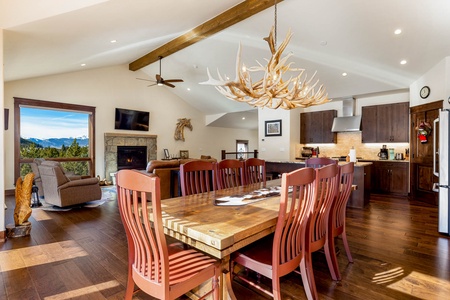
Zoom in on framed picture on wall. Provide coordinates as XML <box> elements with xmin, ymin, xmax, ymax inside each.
<box><xmin>265</xmin><ymin>119</ymin><xmax>282</xmax><ymax>137</ymax></box>
<box><xmin>163</xmin><ymin>149</ymin><xmax>170</xmax><ymax>159</ymax></box>
<box><xmin>180</xmin><ymin>150</ymin><xmax>189</xmax><ymax>159</ymax></box>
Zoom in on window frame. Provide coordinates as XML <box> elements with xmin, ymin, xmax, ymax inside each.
<box><xmin>14</xmin><ymin>97</ymin><xmax>96</xmax><ymax>180</ymax></box>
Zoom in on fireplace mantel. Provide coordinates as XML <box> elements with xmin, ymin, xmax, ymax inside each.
<box><xmin>104</xmin><ymin>133</ymin><xmax>157</xmax><ymax>180</ymax></box>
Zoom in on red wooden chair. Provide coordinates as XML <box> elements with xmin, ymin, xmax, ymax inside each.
<box><xmin>244</xmin><ymin>158</ymin><xmax>266</xmax><ymax>186</ymax></box>
<box><xmin>180</xmin><ymin>160</ymin><xmax>216</xmax><ymax>196</ymax></box>
<box><xmin>324</xmin><ymin>162</ymin><xmax>355</xmax><ymax>280</ymax></box>
<box><xmin>216</xmin><ymin>159</ymin><xmax>245</xmax><ymax>189</ymax></box>
<box><xmin>300</xmin><ymin>164</ymin><xmax>339</xmax><ymax>300</ymax></box>
<box><xmin>116</xmin><ymin>170</ymin><xmax>220</xmax><ymax>300</ymax></box>
<box><xmin>230</xmin><ymin>167</ymin><xmax>316</xmax><ymax>299</ymax></box>
<box><xmin>305</xmin><ymin>157</ymin><xmax>337</xmax><ymax>169</ymax></box>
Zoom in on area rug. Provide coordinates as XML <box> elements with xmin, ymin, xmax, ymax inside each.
<box><xmin>38</xmin><ymin>186</ymin><xmax>117</xmax><ymax>212</ymax></box>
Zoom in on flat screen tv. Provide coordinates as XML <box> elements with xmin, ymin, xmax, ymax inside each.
<box><xmin>115</xmin><ymin>108</ymin><xmax>149</xmax><ymax>131</ymax></box>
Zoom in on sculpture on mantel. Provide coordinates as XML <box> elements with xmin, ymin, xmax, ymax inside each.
<box><xmin>174</xmin><ymin>118</ymin><xmax>192</xmax><ymax>141</ymax></box>
<box><xmin>7</xmin><ymin>173</ymin><xmax>34</xmax><ymax>238</ymax></box>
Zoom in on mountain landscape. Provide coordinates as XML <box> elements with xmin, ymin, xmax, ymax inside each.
<box><xmin>22</xmin><ymin>136</ymin><xmax>89</xmax><ymax>148</ymax></box>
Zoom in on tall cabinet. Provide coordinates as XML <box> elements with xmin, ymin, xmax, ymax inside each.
<box><xmin>300</xmin><ymin>110</ymin><xmax>337</xmax><ymax>144</ymax></box>
<box><xmin>361</xmin><ymin>102</ymin><xmax>409</xmax><ymax>143</ymax></box>
<box><xmin>361</xmin><ymin>101</ymin><xmax>410</xmax><ymax>197</ymax></box>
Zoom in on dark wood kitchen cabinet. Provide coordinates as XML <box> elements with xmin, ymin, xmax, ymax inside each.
<box><xmin>409</xmin><ymin>100</ymin><xmax>442</xmax><ymax>205</ymax></box>
<box><xmin>300</xmin><ymin>110</ymin><xmax>337</xmax><ymax>144</ymax></box>
<box><xmin>372</xmin><ymin>161</ymin><xmax>409</xmax><ymax>196</ymax></box>
<box><xmin>361</xmin><ymin>102</ymin><xmax>409</xmax><ymax>143</ymax></box>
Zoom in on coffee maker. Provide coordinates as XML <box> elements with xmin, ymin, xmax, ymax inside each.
<box><xmin>378</xmin><ymin>145</ymin><xmax>388</xmax><ymax>160</ymax></box>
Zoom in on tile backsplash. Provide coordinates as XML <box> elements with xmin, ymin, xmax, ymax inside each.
<box><xmin>296</xmin><ymin>132</ymin><xmax>410</xmax><ymax>161</ymax></box>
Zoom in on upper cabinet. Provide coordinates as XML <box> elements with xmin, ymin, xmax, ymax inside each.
<box><xmin>361</xmin><ymin>102</ymin><xmax>409</xmax><ymax>143</ymax></box>
<box><xmin>300</xmin><ymin>110</ymin><xmax>337</xmax><ymax>144</ymax></box>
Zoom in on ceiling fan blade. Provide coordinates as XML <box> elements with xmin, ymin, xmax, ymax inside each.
<box><xmin>136</xmin><ymin>78</ymin><xmax>155</xmax><ymax>82</ymax></box>
<box><xmin>163</xmin><ymin>82</ymin><xmax>176</xmax><ymax>88</ymax></box>
<box><xmin>147</xmin><ymin>83</ymin><xmax>158</xmax><ymax>87</ymax></box>
<box><xmin>164</xmin><ymin>79</ymin><xmax>184</xmax><ymax>83</ymax></box>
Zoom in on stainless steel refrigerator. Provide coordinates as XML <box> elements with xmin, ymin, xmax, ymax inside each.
<box><xmin>434</xmin><ymin>109</ymin><xmax>449</xmax><ymax>234</ymax></box>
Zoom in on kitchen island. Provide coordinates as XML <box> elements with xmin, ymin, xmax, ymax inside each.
<box><xmin>266</xmin><ymin>160</ymin><xmax>372</xmax><ymax>209</ymax></box>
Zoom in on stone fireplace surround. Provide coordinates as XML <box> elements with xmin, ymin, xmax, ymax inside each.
<box><xmin>104</xmin><ymin>133</ymin><xmax>157</xmax><ymax>180</ymax></box>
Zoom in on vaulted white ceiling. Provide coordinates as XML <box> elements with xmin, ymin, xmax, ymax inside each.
<box><xmin>3</xmin><ymin>0</ymin><xmax>450</xmax><ymax>128</ymax></box>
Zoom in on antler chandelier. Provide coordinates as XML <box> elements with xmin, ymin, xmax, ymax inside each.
<box><xmin>200</xmin><ymin>0</ymin><xmax>330</xmax><ymax>110</ymax></box>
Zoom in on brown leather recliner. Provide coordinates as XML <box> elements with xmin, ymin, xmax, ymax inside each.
<box><xmin>30</xmin><ymin>158</ymin><xmax>82</xmax><ymax>198</ymax></box>
<box><xmin>38</xmin><ymin>161</ymin><xmax>102</xmax><ymax>207</ymax></box>
<box><xmin>145</xmin><ymin>158</ymin><xmax>217</xmax><ymax>199</ymax></box>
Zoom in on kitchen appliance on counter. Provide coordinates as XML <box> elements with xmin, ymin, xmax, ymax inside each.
<box><xmin>378</xmin><ymin>145</ymin><xmax>388</xmax><ymax>160</ymax></box>
<box><xmin>434</xmin><ymin>109</ymin><xmax>450</xmax><ymax>235</ymax></box>
<box><xmin>389</xmin><ymin>148</ymin><xmax>395</xmax><ymax>160</ymax></box>
<box><xmin>301</xmin><ymin>147</ymin><xmax>320</xmax><ymax>158</ymax></box>
<box><xmin>395</xmin><ymin>153</ymin><xmax>404</xmax><ymax>160</ymax></box>
<box><xmin>301</xmin><ymin>147</ymin><xmax>313</xmax><ymax>158</ymax></box>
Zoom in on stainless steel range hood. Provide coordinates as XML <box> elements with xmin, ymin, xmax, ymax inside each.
<box><xmin>331</xmin><ymin>98</ymin><xmax>361</xmax><ymax>132</ymax></box>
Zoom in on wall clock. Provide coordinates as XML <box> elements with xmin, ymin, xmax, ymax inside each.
<box><xmin>420</xmin><ymin>86</ymin><xmax>430</xmax><ymax>99</ymax></box>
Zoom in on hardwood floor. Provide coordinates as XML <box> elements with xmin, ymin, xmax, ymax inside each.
<box><xmin>1</xmin><ymin>193</ymin><xmax>449</xmax><ymax>299</ymax></box>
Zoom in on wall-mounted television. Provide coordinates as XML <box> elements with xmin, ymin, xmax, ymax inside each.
<box><xmin>115</xmin><ymin>108</ymin><xmax>150</xmax><ymax>131</ymax></box>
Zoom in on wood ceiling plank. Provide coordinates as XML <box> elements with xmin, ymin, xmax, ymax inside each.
<box><xmin>129</xmin><ymin>0</ymin><xmax>283</xmax><ymax>71</ymax></box>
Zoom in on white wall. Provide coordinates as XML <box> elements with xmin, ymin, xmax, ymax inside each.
<box><xmin>1</xmin><ymin>29</ymin><xmax>5</xmax><ymax>233</ymax></box>
<box><xmin>410</xmin><ymin>56</ymin><xmax>450</xmax><ymax>109</ymax></box>
<box><xmin>258</xmin><ymin>108</ymin><xmax>292</xmax><ymax>161</ymax></box>
<box><xmin>4</xmin><ymin>64</ymin><xmax>257</xmax><ymax>189</ymax></box>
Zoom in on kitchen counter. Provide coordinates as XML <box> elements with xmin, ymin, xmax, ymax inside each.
<box><xmin>268</xmin><ymin>160</ymin><xmax>371</xmax><ymax>171</ymax></box>
<box><xmin>359</xmin><ymin>159</ymin><xmax>409</xmax><ymax>163</ymax></box>
<box><xmin>266</xmin><ymin>160</ymin><xmax>371</xmax><ymax>209</ymax></box>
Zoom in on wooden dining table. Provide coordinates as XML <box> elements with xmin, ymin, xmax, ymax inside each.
<box><xmin>152</xmin><ymin>179</ymin><xmax>283</xmax><ymax>299</ymax></box>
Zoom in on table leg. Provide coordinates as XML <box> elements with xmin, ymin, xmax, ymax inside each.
<box><xmin>220</xmin><ymin>256</ymin><xmax>237</xmax><ymax>300</ymax></box>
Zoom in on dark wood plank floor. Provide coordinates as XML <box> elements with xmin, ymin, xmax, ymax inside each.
<box><xmin>1</xmin><ymin>193</ymin><xmax>450</xmax><ymax>299</ymax></box>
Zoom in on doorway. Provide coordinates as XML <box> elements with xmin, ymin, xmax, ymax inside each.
<box><xmin>410</xmin><ymin>100</ymin><xmax>443</xmax><ymax>205</ymax></box>
<box><xmin>236</xmin><ymin>140</ymin><xmax>248</xmax><ymax>160</ymax></box>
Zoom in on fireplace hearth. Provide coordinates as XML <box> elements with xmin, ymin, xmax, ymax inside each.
<box><xmin>117</xmin><ymin>146</ymin><xmax>147</xmax><ymax>170</ymax></box>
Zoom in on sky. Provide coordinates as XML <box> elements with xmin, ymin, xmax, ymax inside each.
<box><xmin>21</xmin><ymin>107</ymin><xmax>89</xmax><ymax>139</ymax></box>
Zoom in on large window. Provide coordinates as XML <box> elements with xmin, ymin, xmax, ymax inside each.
<box><xmin>14</xmin><ymin>98</ymin><xmax>96</xmax><ymax>180</ymax></box>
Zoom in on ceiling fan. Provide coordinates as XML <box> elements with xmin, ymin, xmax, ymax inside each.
<box><xmin>137</xmin><ymin>56</ymin><xmax>183</xmax><ymax>88</ymax></box>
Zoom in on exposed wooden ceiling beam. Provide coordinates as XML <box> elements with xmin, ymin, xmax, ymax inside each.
<box><xmin>129</xmin><ymin>0</ymin><xmax>283</xmax><ymax>71</ymax></box>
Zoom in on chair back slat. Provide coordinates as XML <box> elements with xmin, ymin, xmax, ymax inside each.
<box><xmin>216</xmin><ymin>159</ymin><xmax>245</xmax><ymax>189</ymax></box>
<box><xmin>116</xmin><ymin>170</ymin><xmax>168</xmax><ymax>288</ymax></box>
<box><xmin>230</xmin><ymin>167</ymin><xmax>316</xmax><ymax>299</ymax></box>
<box><xmin>307</xmin><ymin>164</ymin><xmax>339</xmax><ymax>250</ymax></box>
<box><xmin>244</xmin><ymin>158</ymin><xmax>266</xmax><ymax>186</ymax></box>
<box><xmin>273</xmin><ymin>167</ymin><xmax>315</xmax><ymax>273</ymax></box>
<box><xmin>180</xmin><ymin>160</ymin><xmax>216</xmax><ymax>196</ymax></box>
<box><xmin>324</xmin><ymin>162</ymin><xmax>355</xmax><ymax>281</ymax></box>
<box><xmin>298</xmin><ymin>164</ymin><xmax>339</xmax><ymax>299</ymax></box>
<box><xmin>334</xmin><ymin>163</ymin><xmax>354</xmax><ymax>229</ymax></box>
<box><xmin>117</xmin><ymin>169</ymin><xmax>220</xmax><ymax>299</ymax></box>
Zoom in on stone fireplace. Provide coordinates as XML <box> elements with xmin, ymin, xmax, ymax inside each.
<box><xmin>117</xmin><ymin>146</ymin><xmax>147</xmax><ymax>170</ymax></box>
<box><xmin>104</xmin><ymin>133</ymin><xmax>157</xmax><ymax>180</ymax></box>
